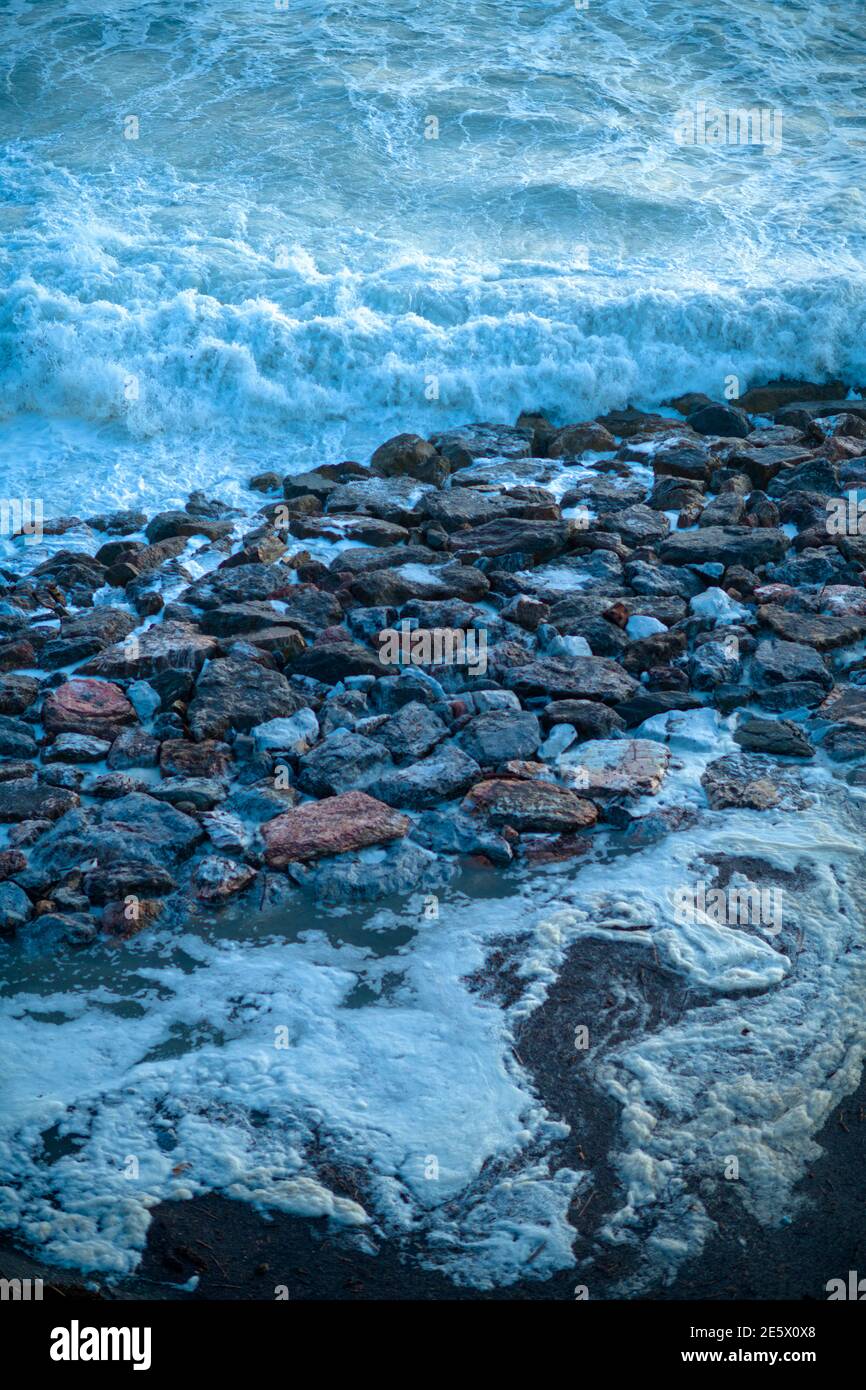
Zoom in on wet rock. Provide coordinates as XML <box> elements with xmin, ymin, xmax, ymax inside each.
<box><xmin>103</xmin><ymin>536</ymin><xmax>188</xmax><ymax>587</ymax></box>
<box><xmin>0</xmin><ymin>881</ymin><xmax>34</xmax><ymax>934</ymax></box>
<box><xmin>817</xmin><ymin>687</ymin><xmax>866</xmax><ymax>729</ymax></box>
<box><xmin>734</xmin><ymin>716</ymin><xmax>814</xmax><ymax>758</ymax></box>
<box><xmin>651</xmin><ymin>443</ymin><xmax>713</xmax><ymax>483</ymax></box>
<box><xmin>43</xmin><ymin>679</ymin><xmax>137</xmax><ymax>741</ymax></box>
<box><xmin>547</xmin><ymin>422</ymin><xmax>616</xmax><ymax>457</ymax></box>
<box><xmin>757</xmin><ymin>605</ymin><xmax>866</xmax><ymax>651</ymax></box>
<box><xmin>410</xmin><ymin>808</ymin><xmax>513</xmax><ymax>865</ymax></box>
<box><xmin>150</xmin><ymin>778</ymin><xmax>226</xmax><ymax>811</ymax></box>
<box><xmin>497</xmin><ymin>655</ymin><xmax>639</xmax><ymax>704</ymax></box>
<box><xmin>145</xmin><ymin>511</ymin><xmax>234</xmax><ymax>544</ymax></box>
<box><xmin>252</xmin><ymin>709</ymin><xmax>320</xmax><ymax>754</ymax></box>
<box><xmin>370</xmin><ymin>743</ymin><xmax>481</xmax><ymax>808</ymax></box>
<box><xmin>768</xmin><ymin>456</ymin><xmax>840</xmax><ymax>498</ymax></box>
<box><xmin>448</xmin><ymin>518</ymin><xmax>570</xmax><ymax>562</ymax></box>
<box><xmin>223</xmin><ymin>783</ymin><xmax>299</xmax><ymax>823</ymax></box>
<box><xmin>188</xmin><ymin>657</ymin><xmax>304</xmax><ymax>741</ymax></box>
<box><xmin>193</xmin><ymin>855</ymin><xmax>257</xmax><ymax>901</ymax></box>
<box><xmin>561</xmin><ymin>738</ymin><xmax>671</xmax><ymax>798</ymax></box>
<box><xmin>727</xmin><ymin>444</ymin><xmax>813</xmax><ymax>488</ymax></box>
<box><xmin>20</xmin><ymin>913</ymin><xmax>97</xmax><ymax>952</ymax></box>
<box><xmin>179</xmin><ymin>563</ymin><xmax>290</xmax><ymax>611</ymax></box>
<box><xmin>44</xmin><ymin>733</ymin><xmax>111</xmax><ymax>764</ymax></box>
<box><xmin>84</xmin><ymin>861</ymin><xmax>177</xmax><ymax>904</ymax></box>
<box><xmin>374</xmin><ymin>701</ymin><xmax>449</xmax><ymax>762</ymax></box>
<box><xmin>429</xmin><ymin>423</ymin><xmax>533</xmax><ymax>469</ymax></box>
<box><xmin>290</xmin><ymin>635</ymin><xmax>391</xmax><ymax>683</ymax></box>
<box><xmin>615</xmin><ymin>690</ymin><xmax>707</xmax><ymax>726</ymax></box>
<box><xmin>348</xmin><ymin>562</ymin><xmax>490</xmax><ymax>607</ymax></box>
<box><xmin>0</xmin><ymin>715</ymin><xmax>38</xmax><ymax>759</ymax></box>
<box><xmin>457</xmin><ymin>710</ymin><xmax>541</xmax><ymax>766</ymax></box>
<box><xmin>107</xmin><ymin>727</ymin><xmax>160</xmax><ymax>769</ymax></box>
<box><xmin>753</xmin><ymin>638</ymin><xmax>832</xmax><ymax>690</ymax></box>
<box><xmin>701</xmin><ymin>753</ymin><xmax>803</xmax><ymax>810</ymax></box>
<box><xmin>0</xmin><ymin>674</ymin><xmax>41</xmax><ymax>715</ymax></box>
<box><xmin>600</xmin><ymin>504</ymin><xmax>669</xmax><ymax>547</ymax></box>
<box><xmin>370</xmin><ymin>433</ymin><xmax>449</xmax><ymax>487</ymax></box>
<box><xmin>0</xmin><ymin>780</ymin><xmax>80</xmax><ymax>823</ymax></box>
<box><xmin>542</xmin><ymin>699</ymin><xmax>626</xmax><ymax>737</ymax></box>
<box><xmin>86</xmin><ymin>772</ymin><xmax>142</xmax><ymax>799</ymax></box>
<box><xmin>755</xmin><ymin>682</ymin><xmax>827</xmax><ymax>712</ymax></box>
<box><xmin>698</xmin><ymin>492</ymin><xmax>746</xmax><ymax>527</ymax></box>
<box><xmin>687</xmin><ymin>403</ymin><xmax>752</xmax><ymax>438</ymax></box>
<box><xmin>102</xmin><ymin>897</ymin><xmax>163</xmax><ymax>940</ymax></box>
<box><xmin>289</xmin><ymin>513</ymin><xmax>409</xmax><ymax>548</ymax></box>
<box><xmin>818</xmin><ymin>726</ymin><xmax>866</xmax><ymax>761</ymax></box>
<box><xmin>297</xmin><ymin>728</ymin><xmax>393</xmax><ymax>797</ymax></box>
<box><xmin>289</xmin><ymin>838</ymin><xmax>449</xmax><ymax>904</ymax></box>
<box><xmin>261</xmin><ymin>790</ymin><xmax>410</xmax><ymax>866</ymax></box>
<box><xmin>159</xmin><ymin>738</ymin><xmax>233</xmax><ymax>778</ymax></box>
<box><xmin>658</xmin><ymin>525</ymin><xmax>789</xmax><ymax>568</ymax></box>
<box><xmin>690</xmin><ymin>639</ymin><xmax>741</xmax><ymax>690</ymax></box>
<box><xmin>83</xmin><ymin>621</ymin><xmax>219</xmax><ymax>680</ymax></box>
<box><xmin>461</xmin><ymin>778</ymin><xmax>598</xmax><ymax>832</ymax></box>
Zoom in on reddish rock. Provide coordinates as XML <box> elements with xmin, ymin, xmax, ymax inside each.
<box><xmin>103</xmin><ymin>897</ymin><xmax>163</xmax><ymax>941</ymax></box>
<box><xmin>193</xmin><ymin>856</ymin><xmax>257</xmax><ymax>901</ymax></box>
<box><xmin>262</xmin><ymin>790</ymin><xmax>410</xmax><ymax>867</ymax></box>
<box><xmin>43</xmin><ymin>679</ymin><xmax>136</xmax><ymax>740</ymax></box>
<box><xmin>461</xmin><ymin>779</ymin><xmax>598</xmax><ymax>833</ymax></box>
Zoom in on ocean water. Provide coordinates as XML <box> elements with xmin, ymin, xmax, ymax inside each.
<box><xmin>1</xmin><ymin>0</ymin><xmax>866</xmax><ymax>515</ymax></box>
<box><xmin>2</xmin><ymin>1</ymin><xmax>866</xmax><ymax>1295</ymax></box>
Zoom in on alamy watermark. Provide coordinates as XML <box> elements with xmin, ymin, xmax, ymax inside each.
<box><xmin>0</xmin><ymin>497</ymin><xmax>43</xmax><ymax>544</ymax></box>
<box><xmin>378</xmin><ymin>619</ymin><xmax>488</xmax><ymax>676</ymax></box>
<box><xmin>674</xmin><ymin>102</ymin><xmax>783</xmax><ymax>156</ymax></box>
<box><xmin>673</xmin><ymin>879</ymin><xmax>783</xmax><ymax>936</ymax></box>
<box><xmin>826</xmin><ymin>491</ymin><xmax>866</xmax><ymax>536</ymax></box>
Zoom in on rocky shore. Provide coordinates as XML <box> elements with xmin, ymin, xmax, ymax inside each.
<box><xmin>3</xmin><ymin>377</ymin><xmax>866</xmax><ymax>1291</ymax></box>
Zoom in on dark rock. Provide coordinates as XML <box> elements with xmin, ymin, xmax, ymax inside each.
<box><xmin>0</xmin><ymin>881</ymin><xmax>34</xmax><ymax>933</ymax></box>
<box><xmin>687</xmin><ymin>404</ymin><xmax>752</xmax><ymax>438</ymax></box>
<box><xmin>429</xmin><ymin>423</ymin><xmax>533</xmax><ymax>469</ymax></box>
<box><xmin>297</xmin><ymin>729</ymin><xmax>392</xmax><ymax>797</ymax></box>
<box><xmin>188</xmin><ymin>658</ymin><xmax>304</xmax><ymax>741</ymax></box>
<box><xmin>370</xmin><ymin>433</ymin><xmax>448</xmax><ymax>487</ymax></box>
<box><xmin>753</xmin><ymin>639</ymin><xmax>832</xmax><ymax>690</ymax></box>
<box><xmin>496</xmin><ymin>656</ymin><xmax>639</xmax><ymax>704</ymax></box>
<box><xmin>542</xmin><ymin>700</ymin><xmax>626</xmax><ymax>737</ymax></box>
<box><xmin>374</xmin><ymin>701</ymin><xmax>449</xmax><ymax>762</ymax></box>
<box><xmin>658</xmin><ymin>526</ymin><xmax>789</xmax><ymax>568</ymax></box>
<box><xmin>734</xmin><ymin>716</ymin><xmax>814</xmax><ymax>758</ymax></box>
<box><xmin>458</xmin><ymin>710</ymin><xmax>541</xmax><ymax>766</ymax></box>
<box><xmin>82</xmin><ymin>621</ymin><xmax>219</xmax><ymax>679</ymax></box>
<box><xmin>370</xmin><ymin>743</ymin><xmax>481</xmax><ymax>809</ymax></box>
<box><xmin>0</xmin><ymin>780</ymin><xmax>80</xmax><ymax>823</ymax></box>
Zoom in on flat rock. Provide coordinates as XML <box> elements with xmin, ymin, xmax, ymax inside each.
<box><xmin>757</xmin><ymin>605</ymin><xmax>866</xmax><ymax>651</ymax></box>
<box><xmin>83</xmin><ymin>621</ymin><xmax>219</xmax><ymax>679</ymax></box>
<box><xmin>458</xmin><ymin>710</ymin><xmax>542</xmax><ymax>766</ymax></box>
<box><xmin>734</xmin><ymin>715</ymin><xmax>814</xmax><ymax>758</ymax></box>
<box><xmin>261</xmin><ymin>790</ymin><xmax>410</xmax><ymax>866</ymax></box>
<box><xmin>497</xmin><ymin>656</ymin><xmax>639</xmax><ymax>704</ymax></box>
<box><xmin>461</xmin><ymin>778</ymin><xmax>598</xmax><ymax>832</ymax></box>
<box><xmin>560</xmin><ymin>738</ymin><xmax>671</xmax><ymax>797</ymax></box>
<box><xmin>0</xmin><ymin>778</ymin><xmax>79</xmax><ymax>817</ymax></box>
<box><xmin>658</xmin><ymin>526</ymin><xmax>789</xmax><ymax>568</ymax></box>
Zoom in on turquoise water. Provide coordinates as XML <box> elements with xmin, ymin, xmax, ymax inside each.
<box><xmin>1</xmin><ymin>0</ymin><xmax>865</xmax><ymax>514</ymax></box>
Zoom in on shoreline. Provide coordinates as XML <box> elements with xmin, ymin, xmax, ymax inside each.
<box><xmin>3</xmin><ymin>380</ymin><xmax>866</xmax><ymax>1297</ymax></box>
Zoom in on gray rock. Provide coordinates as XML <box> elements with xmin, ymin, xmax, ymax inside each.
<box><xmin>375</xmin><ymin>701</ymin><xmax>449</xmax><ymax>762</ymax></box>
<box><xmin>658</xmin><ymin>526</ymin><xmax>789</xmax><ymax>569</ymax></box>
<box><xmin>370</xmin><ymin>743</ymin><xmax>481</xmax><ymax>808</ymax></box>
<box><xmin>289</xmin><ymin>838</ymin><xmax>452</xmax><ymax>905</ymax></box>
<box><xmin>458</xmin><ymin>710</ymin><xmax>542</xmax><ymax>766</ymax></box>
<box><xmin>753</xmin><ymin>639</ymin><xmax>832</xmax><ymax>690</ymax></box>
<box><xmin>734</xmin><ymin>716</ymin><xmax>814</xmax><ymax>758</ymax></box>
<box><xmin>297</xmin><ymin>728</ymin><xmax>393</xmax><ymax>797</ymax></box>
<box><xmin>0</xmin><ymin>881</ymin><xmax>33</xmax><ymax>933</ymax></box>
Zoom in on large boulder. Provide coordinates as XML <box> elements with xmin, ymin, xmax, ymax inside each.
<box><xmin>297</xmin><ymin>729</ymin><xmax>393</xmax><ymax>797</ymax></box>
<box><xmin>458</xmin><ymin>710</ymin><xmax>542</xmax><ymax>766</ymax></box>
<box><xmin>82</xmin><ymin>621</ymin><xmax>219</xmax><ymax>680</ymax></box>
<box><xmin>43</xmin><ymin>679</ymin><xmax>137</xmax><ymax>741</ymax></box>
<box><xmin>370</xmin><ymin>743</ymin><xmax>481</xmax><ymax>809</ymax></box>
<box><xmin>187</xmin><ymin>658</ymin><xmax>304</xmax><ymax>741</ymax></box>
<box><xmin>658</xmin><ymin>526</ymin><xmax>789</xmax><ymax>569</ymax></box>
<box><xmin>370</xmin><ymin>433</ymin><xmax>448</xmax><ymax>487</ymax></box>
<box><xmin>461</xmin><ymin>778</ymin><xmax>598</xmax><ymax>832</ymax></box>
<box><xmin>261</xmin><ymin>791</ymin><xmax>410</xmax><ymax>866</ymax></box>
